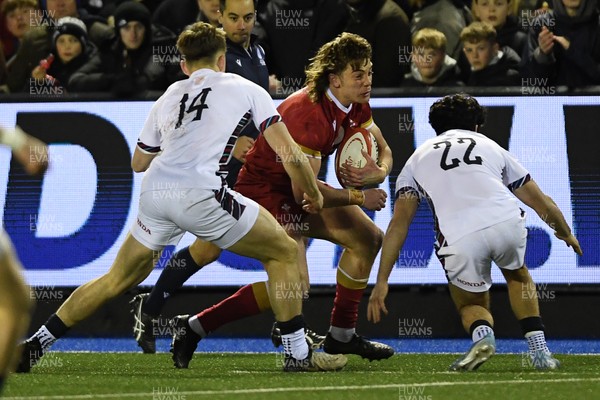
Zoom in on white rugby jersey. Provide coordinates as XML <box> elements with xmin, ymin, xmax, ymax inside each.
<box><xmin>396</xmin><ymin>129</ymin><xmax>530</xmax><ymax>244</ymax></box>
<box><xmin>137</xmin><ymin>68</ymin><xmax>281</xmax><ymax>192</ymax></box>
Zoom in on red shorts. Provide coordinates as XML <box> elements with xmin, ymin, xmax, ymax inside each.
<box><xmin>235</xmin><ymin>181</ymin><xmax>306</xmax><ymax>226</ymax></box>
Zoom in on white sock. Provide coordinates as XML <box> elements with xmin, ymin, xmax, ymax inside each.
<box><xmin>34</xmin><ymin>326</ymin><xmax>57</xmax><ymax>352</ymax></box>
<box><xmin>329</xmin><ymin>326</ymin><xmax>355</xmax><ymax>343</ymax></box>
<box><xmin>472</xmin><ymin>325</ymin><xmax>494</xmax><ymax>342</ymax></box>
<box><xmin>525</xmin><ymin>330</ymin><xmax>551</xmax><ymax>354</ymax></box>
<box><xmin>187</xmin><ymin>315</ymin><xmax>207</xmax><ymax>338</ymax></box>
<box><xmin>282</xmin><ymin>328</ymin><xmax>309</xmax><ymax>360</ymax></box>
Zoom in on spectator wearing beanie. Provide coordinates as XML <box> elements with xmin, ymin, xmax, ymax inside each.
<box><xmin>69</xmin><ymin>1</ymin><xmax>177</xmax><ymax>96</ymax></box>
<box><xmin>28</xmin><ymin>16</ymin><xmax>96</xmax><ymax>93</ymax></box>
<box><xmin>5</xmin><ymin>0</ymin><xmax>111</xmax><ymax>93</ymax></box>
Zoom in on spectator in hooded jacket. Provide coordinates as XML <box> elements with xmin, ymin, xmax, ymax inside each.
<box><xmin>522</xmin><ymin>0</ymin><xmax>600</xmax><ymax>87</ymax></box>
<box><xmin>69</xmin><ymin>1</ymin><xmax>177</xmax><ymax>96</ymax></box>
<box><xmin>472</xmin><ymin>0</ymin><xmax>527</xmax><ymax>56</ymax></box>
<box><xmin>461</xmin><ymin>21</ymin><xmax>521</xmax><ymax>85</ymax></box>
<box><xmin>402</xmin><ymin>27</ymin><xmax>464</xmax><ymax>86</ymax></box>
<box><xmin>28</xmin><ymin>16</ymin><xmax>95</xmax><ymax>93</ymax></box>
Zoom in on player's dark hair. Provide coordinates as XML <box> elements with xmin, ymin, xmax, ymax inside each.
<box><xmin>177</xmin><ymin>21</ymin><xmax>226</xmax><ymax>63</ymax></box>
<box><xmin>305</xmin><ymin>32</ymin><xmax>372</xmax><ymax>103</ymax></box>
<box><xmin>219</xmin><ymin>0</ymin><xmax>257</xmax><ymax>12</ymax></box>
<box><xmin>429</xmin><ymin>93</ymin><xmax>486</xmax><ymax>135</ymax></box>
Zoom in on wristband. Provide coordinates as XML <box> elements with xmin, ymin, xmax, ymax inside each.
<box><xmin>348</xmin><ymin>189</ymin><xmax>365</xmax><ymax>206</ymax></box>
<box><xmin>0</xmin><ymin>126</ymin><xmax>27</xmax><ymax>151</ymax></box>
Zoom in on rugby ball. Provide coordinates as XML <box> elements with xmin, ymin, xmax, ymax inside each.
<box><xmin>335</xmin><ymin>127</ymin><xmax>379</xmax><ymax>189</ymax></box>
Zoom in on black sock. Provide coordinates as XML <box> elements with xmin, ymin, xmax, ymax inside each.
<box><xmin>277</xmin><ymin>315</ymin><xmax>305</xmax><ymax>335</ymax></box>
<box><xmin>143</xmin><ymin>247</ymin><xmax>203</xmax><ymax>316</ymax></box>
<box><xmin>0</xmin><ymin>375</ymin><xmax>5</xmax><ymax>394</ymax></box>
<box><xmin>469</xmin><ymin>319</ymin><xmax>493</xmax><ymax>336</ymax></box>
<box><xmin>45</xmin><ymin>314</ymin><xmax>69</xmax><ymax>338</ymax></box>
<box><xmin>519</xmin><ymin>316</ymin><xmax>545</xmax><ymax>336</ymax></box>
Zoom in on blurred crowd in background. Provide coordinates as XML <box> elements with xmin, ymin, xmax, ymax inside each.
<box><xmin>1</xmin><ymin>0</ymin><xmax>599</xmax><ymax>96</ymax></box>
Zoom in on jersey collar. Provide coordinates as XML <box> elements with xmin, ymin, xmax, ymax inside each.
<box><xmin>326</xmin><ymin>88</ymin><xmax>353</xmax><ymax>114</ymax></box>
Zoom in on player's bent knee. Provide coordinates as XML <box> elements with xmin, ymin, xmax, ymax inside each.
<box><xmin>354</xmin><ymin>226</ymin><xmax>384</xmax><ymax>259</ymax></box>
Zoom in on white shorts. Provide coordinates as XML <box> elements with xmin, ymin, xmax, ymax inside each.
<box><xmin>436</xmin><ymin>213</ymin><xmax>527</xmax><ymax>293</ymax></box>
<box><xmin>131</xmin><ymin>186</ymin><xmax>260</xmax><ymax>251</ymax></box>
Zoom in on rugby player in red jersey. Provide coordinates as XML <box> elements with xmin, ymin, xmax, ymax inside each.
<box><xmin>168</xmin><ymin>32</ymin><xmax>396</xmax><ymax>368</ymax></box>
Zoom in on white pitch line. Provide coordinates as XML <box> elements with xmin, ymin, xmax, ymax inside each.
<box><xmin>5</xmin><ymin>377</ymin><xmax>600</xmax><ymax>400</ymax></box>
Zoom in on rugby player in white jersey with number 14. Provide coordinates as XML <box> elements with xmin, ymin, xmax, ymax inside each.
<box><xmin>17</xmin><ymin>22</ymin><xmax>347</xmax><ymax>373</ymax></box>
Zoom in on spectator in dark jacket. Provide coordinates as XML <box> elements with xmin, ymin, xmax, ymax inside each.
<box><xmin>402</xmin><ymin>27</ymin><xmax>464</xmax><ymax>86</ymax></box>
<box><xmin>1</xmin><ymin>0</ymin><xmax>37</xmax><ymax>60</ymax></box>
<box><xmin>257</xmin><ymin>0</ymin><xmax>348</xmax><ymax>93</ymax></box>
<box><xmin>69</xmin><ymin>1</ymin><xmax>177</xmax><ymax>96</ymax></box>
<box><xmin>461</xmin><ymin>21</ymin><xmax>521</xmax><ymax>85</ymax></box>
<box><xmin>522</xmin><ymin>0</ymin><xmax>600</xmax><ymax>87</ymax></box>
<box><xmin>152</xmin><ymin>0</ymin><xmax>220</xmax><ymax>35</ymax></box>
<box><xmin>28</xmin><ymin>16</ymin><xmax>95</xmax><ymax>93</ymax></box>
<box><xmin>472</xmin><ymin>0</ymin><xmax>527</xmax><ymax>56</ymax></box>
<box><xmin>5</xmin><ymin>0</ymin><xmax>111</xmax><ymax>93</ymax></box>
<box><xmin>345</xmin><ymin>0</ymin><xmax>411</xmax><ymax>87</ymax></box>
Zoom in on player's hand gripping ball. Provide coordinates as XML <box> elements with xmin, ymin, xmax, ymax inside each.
<box><xmin>335</xmin><ymin>127</ymin><xmax>379</xmax><ymax>189</ymax></box>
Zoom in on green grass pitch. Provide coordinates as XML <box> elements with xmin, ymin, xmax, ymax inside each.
<box><xmin>4</xmin><ymin>353</ymin><xmax>600</xmax><ymax>400</ymax></box>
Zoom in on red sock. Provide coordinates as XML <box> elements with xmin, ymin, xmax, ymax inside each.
<box><xmin>197</xmin><ymin>282</ymin><xmax>267</xmax><ymax>333</ymax></box>
<box><xmin>330</xmin><ymin>284</ymin><xmax>364</xmax><ymax>328</ymax></box>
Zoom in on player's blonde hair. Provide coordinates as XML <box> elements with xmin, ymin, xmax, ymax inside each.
<box><xmin>412</xmin><ymin>28</ymin><xmax>447</xmax><ymax>52</ymax></box>
<box><xmin>305</xmin><ymin>32</ymin><xmax>372</xmax><ymax>103</ymax></box>
<box><xmin>460</xmin><ymin>22</ymin><xmax>497</xmax><ymax>44</ymax></box>
<box><xmin>177</xmin><ymin>22</ymin><xmax>226</xmax><ymax>63</ymax></box>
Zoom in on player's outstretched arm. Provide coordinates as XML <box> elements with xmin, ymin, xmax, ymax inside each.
<box><xmin>0</xmin><ymin>126</ymin><xmax>48</xmax><ymax>176</ymax></box>
<box><xmin>368</xmin><ymin>192</ymin><xmax>419</xmax><ymax>323</ymax></box>
<box><xmin>339</xmin><ymin>123</ymin><xmax>393</xmax><ymax>188</ymax></box>
<box><xmin>263</xmin><ymin>122</ymin><xmax>323</xmax><ymax>213</ymax></box>
<box><xmin>513</xmin><ymin>179</ymin><xmax>583</xmax><ymax>256</ymax></box>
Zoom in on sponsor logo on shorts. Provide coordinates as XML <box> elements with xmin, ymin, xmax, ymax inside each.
<box><xmin>137</xmin><ymin>218</ymin><xmax>151</xmax><ymax>235</ymax></box>
<box><xmin>456</xmin><ymin>278</ymin><xmax>486</xmax><ymax>287</ymax></box>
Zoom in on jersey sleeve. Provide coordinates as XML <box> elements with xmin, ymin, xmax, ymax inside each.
<box><xmin>291</xmin><ymin>116</ymin><xmax>329</xmax><ymax>159</ymax></box>
<box><xmin>501</xmin><ymin>149</ymin><xmax>531</xmax><ymax>191</ymax></box>
<box><xmin>395</xmin><ymin>160</ymin><xmax>421</xmax><ymax>201</ymax></box>
<box><xmin>247</xmin><ymin>83</ymin><xmax>282</xmax><ymax>134</ymax></box>
<box><xmin>137</xmin><ymin>103</ymin><xmax>161</xmax><ymax>154</ymax></box>
<box><xmin>357</xmin><ymin>102</ymin><xmax>374</xmax><ymax>130</ymax></box>
<box><xmin>278</xmin><ymin>96</ymin><xmax>329</xmax><ymax>159</ymax></box>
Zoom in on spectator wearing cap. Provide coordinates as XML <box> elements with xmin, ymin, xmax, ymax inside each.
<box><xmin>28</xmin><ymin>16</ymin><xmax>95</xmax><ymax>92</ymax></box>
<box><xmin>69</xmin><ymin>1</ymin><xmax>177</xmax><ymax>96</ymax></box>
<box><xmin>1</xmin><ymin>0</ymin><xmax>37</xmax><ymax>60</ymax></box>
<box><xmin>153</xmin><ymin>0</ymin><xmax>221</xmax><ymax>35</ymax></box>
<box><xmin>5</xmin><ymin>0</ymin><xmax>111</xmax><ymax>93</ymax></box>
